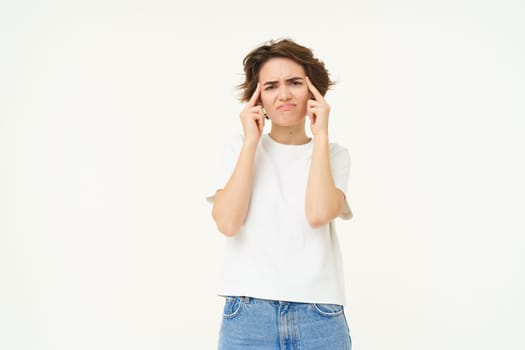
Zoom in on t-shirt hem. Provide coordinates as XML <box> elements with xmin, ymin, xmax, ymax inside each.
<box><xmin>216</xmin><ymin>291</ymin><xmax>346</xmax><ymax>307</ymax></box>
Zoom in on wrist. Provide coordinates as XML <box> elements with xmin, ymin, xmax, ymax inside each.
<box><xmin>242</xmin><ymin>136</ymin><xmax>259</xmax><ymax>149</ymax></box>
<box><xmin>313</xmin><ymin>132</ymin><xmax>329</xmax><ymax>142</ymax></box>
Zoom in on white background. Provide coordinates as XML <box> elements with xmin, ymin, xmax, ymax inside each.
<box><xmin>1</xmin><ymin>0</ymin><xmax>524</xmax><ymax>349</ymax></box>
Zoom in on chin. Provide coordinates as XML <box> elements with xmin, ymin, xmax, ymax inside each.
<box><xmin>270</xmin><ymin>113</ymin><xmax>306</xmax><ymax>127</ymax></box>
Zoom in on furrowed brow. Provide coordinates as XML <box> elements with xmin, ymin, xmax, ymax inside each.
<box><xmin>286</xmin><ymin>76</ymin><xmax>304</xmax><ymax>82</ymax></box>
<box><xmin>263</xmin><ymin>77</ymin><xmax>303</xmax><ymax>86</ymax></box>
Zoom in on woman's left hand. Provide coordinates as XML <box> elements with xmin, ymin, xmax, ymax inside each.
<box><xmin>306</xmin><ymin>76</ymin><xmax>330</xmax><ymax>137</ymax></box>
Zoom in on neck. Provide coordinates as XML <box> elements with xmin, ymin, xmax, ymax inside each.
<box><xmin>269</xmin><ymin>123</ymin><xmax>310</xmax><ymax>145</ymax></box>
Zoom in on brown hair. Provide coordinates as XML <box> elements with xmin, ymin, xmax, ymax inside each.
<box><xmin>238</xmin><ymin>38</ymin><xmax>335</xmax><ymax>102</ymax></box>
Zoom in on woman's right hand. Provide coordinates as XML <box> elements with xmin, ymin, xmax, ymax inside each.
<box><xmin>239</xmin><ymin>83</ymin><xmax>264</xmax><ymax>143</ymax></box>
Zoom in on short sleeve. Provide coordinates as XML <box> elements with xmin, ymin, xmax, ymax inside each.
<box><xmin>205</xmin><ymin>135</ymin><xmax>243</xmax><ymax>203</ymax></box>
<box><xmin>330</xmin><ymin>144</ymin><xmax>353</xmax><ymax>220</ymax></box>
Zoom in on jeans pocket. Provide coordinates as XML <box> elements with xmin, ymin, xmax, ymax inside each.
<box><xmin>311</xmin><ymin>303</ymin><xmax>344</xmax><ymax>317</ymax></box>
<box><xmin>223</xmin><ymin>296</ymin><xmax>243</xmax><ymax>319</ymax></box>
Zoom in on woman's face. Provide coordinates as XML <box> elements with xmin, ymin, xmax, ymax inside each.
<box><xmin>258</xmin><ymin>57</ymin><xmax>309</xmax><ymax>127</ymax></box>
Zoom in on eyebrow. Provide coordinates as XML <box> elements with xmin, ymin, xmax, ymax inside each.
<box><xmin>262</xmin><ymin>76</ymin><xmax>304</xmax><ymax>86</ymax></box>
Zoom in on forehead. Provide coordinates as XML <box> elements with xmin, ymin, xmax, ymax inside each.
<box><xmin>259</xmin><ymin>57</ymin><xmax>305</xmax><ymax>82</ymax></box>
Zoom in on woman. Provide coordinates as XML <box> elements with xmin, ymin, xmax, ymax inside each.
<box><xmin>207</xmin><ymin>38</ymin><xmax>353</xmax><ymax>349</ymax></box>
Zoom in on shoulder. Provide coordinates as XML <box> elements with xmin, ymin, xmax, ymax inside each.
<box><xmin>328</xmin><ymin>141</ymin><xmax>350</xmax><ymax>159</ymax></box>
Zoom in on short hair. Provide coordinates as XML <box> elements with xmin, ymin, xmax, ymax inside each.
<box><xmin>238</xmin><ymin>38</ymin><xmax>335</xmax><ymax>102</ymax></box>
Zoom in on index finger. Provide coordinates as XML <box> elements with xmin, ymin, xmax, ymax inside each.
<box><xmin>247</xmin><ymin>82</ymin><xmax>261</xmax><ymax>107</ymax></box>
<box><xmin>305</xmin><ymin>76</ymin><xmax>323</xmax><ymax>101</ymax></box>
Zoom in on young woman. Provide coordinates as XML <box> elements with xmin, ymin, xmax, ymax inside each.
<box><xmin>207</xmin><ymin>38</ymin><xmax>353</xmax><ymax>349</ymax></box>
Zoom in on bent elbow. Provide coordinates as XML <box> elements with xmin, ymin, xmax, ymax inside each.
<box><xmin>306</xmin><ymin>204</ymin><xmax>342</xmax><ymax>229</ymax></box>
<box><xmin>212</xmin><ymin>211</ymin><xmax>240</xmax><ymax>237</ymax></box>
<box><xmin>307</xmin><ymin>217</ymin><xmax>325</xmax><ymax>228</ymax></box>
<box><xmin>306</xmin><ymin>212</ymin><xmax>330</xmax><ymax>228</ymax></box>
<box><xmin>216</xmin><ymin>222</ymin><xmax>239</xmax><ymax>237</ymax></box>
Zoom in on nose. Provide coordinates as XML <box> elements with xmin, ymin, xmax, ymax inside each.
<box><xmin>278</xmin><ymin>84</ymin><xmax>291</xmax><ymax>100</ymax></box>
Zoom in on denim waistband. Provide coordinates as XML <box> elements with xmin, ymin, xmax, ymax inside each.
<box><xmin>229</xmin><ymin>295</ymin><xmax>310</xmax><ymax>306</ymax></box>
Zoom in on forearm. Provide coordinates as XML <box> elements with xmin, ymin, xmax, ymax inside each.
<box><xmin>212</xmin><ymin>139</ymin><xmax>258</xmax><ymax>236</ymax></box>
<box><xmin>305</xmin><ymin>134</ymin><xmax>343</xmax><ymax>228</ymax></box>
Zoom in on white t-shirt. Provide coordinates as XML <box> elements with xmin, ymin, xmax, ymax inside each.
<box><xmin>207</xmin><ymin>133</ymin><xmax>352</xmax><ymax>306</ymax></box>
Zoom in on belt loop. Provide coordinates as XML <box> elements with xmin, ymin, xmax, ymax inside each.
<box><xmin>241</xmin><ymin>296</ymin><xmax>251</xmax><ymax>303</ymax></box>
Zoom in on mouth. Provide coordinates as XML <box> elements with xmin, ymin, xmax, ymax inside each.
<box><xmin>277</xmin><ymin>103</ymin><xmax>296</xmax><ymax>111</ymax></box>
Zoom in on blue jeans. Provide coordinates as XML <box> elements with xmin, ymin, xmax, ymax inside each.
<box><xmin>218</xmin><ymin>296</ymin><xmax>352</xmax><ymax>350</ymax></box>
